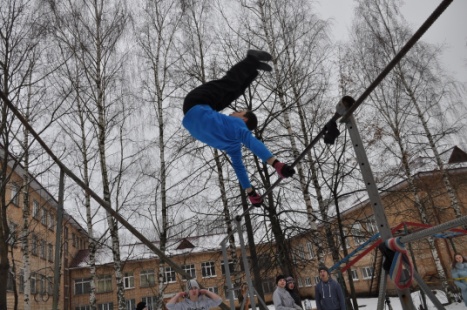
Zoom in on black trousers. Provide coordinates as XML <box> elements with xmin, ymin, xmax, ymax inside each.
<box><xmin>183</xmin><ymin>56</ymin><xmax>260</xmax><ymax>115</ymax></box>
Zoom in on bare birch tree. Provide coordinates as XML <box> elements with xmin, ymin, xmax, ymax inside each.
<box><xmin>343</xmin><ymin>0</ymin><xmax>466</xmax><ymax>299</ymax></box>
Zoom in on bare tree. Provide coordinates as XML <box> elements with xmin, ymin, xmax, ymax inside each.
<box><xmin>343</xmin><ymin>0</ymin><xmax>467</xmax><ymax>300</ymax></box>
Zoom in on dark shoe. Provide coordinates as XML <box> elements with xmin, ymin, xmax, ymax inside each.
<box><xmin>247</xmin><ymin>49</ymin><xmax>272</xmax><ymax>62</ymax></box>
<box><xmin>257</xmin><ymin>62</ymin><xmax>272</xmax><ymax>72</ymax></box>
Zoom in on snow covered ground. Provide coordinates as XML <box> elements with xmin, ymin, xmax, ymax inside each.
<box><xmin>264</xmin><ymin>291</ymin><xmax>467</xmax><ymax>310</ymax></box>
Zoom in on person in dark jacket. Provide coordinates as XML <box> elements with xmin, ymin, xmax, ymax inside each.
<box><xmin>314</xmin><ymin>266</ymin><xmax>345</xmax><ymax>310</ymax></box>
<box><xmin>182</xmin><ymin>50</ymin><xmax>295</xmax><ymax>207</ymax></box>
<box><xmin>136</xmin><ymin>301</ymin><xmax>147</xmax><ymax>310</ymax></box>
<box><xmin>273</xmin><ymin>275</ymin><xmax>302</xmax><ymax>310</ymax></box>
<box><xmin>285</xmin><ymin>276</ymin><xmax>302</xmax><ymax>309</ymax></box>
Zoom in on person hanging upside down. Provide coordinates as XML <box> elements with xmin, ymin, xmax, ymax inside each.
<box><xmin>182</xmin><ymin>50</ymin><xmax>295</xmax><ymax>207</ymax></box>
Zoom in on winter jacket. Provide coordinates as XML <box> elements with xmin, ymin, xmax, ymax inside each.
<box><xmin>273</xmin><ymin>287</ymin><xmax>302</xmax><ymax>310</ymax></box>
<box><xmin>286</xmin><ymin>287</ymin><xmax>302</xmax><ymax>309</ymax></box>
<box><xmin>183</xmin><ymin>104</ymin><xmax>273</xmax><ymax>189</ymax></box>
<box><xmin>314</xmin><ymin>278</ymin><xmax>345</xmax><ymax>310</ymax></box>
<box><xmin>452</xmin><ymin>262</ymin><xmax>467</xmax><ymax>291</ymax></box>
<box><xmin>166</xmin><ymin>295</ymin><xmax>222</xmax><ymax>310</ymax></box>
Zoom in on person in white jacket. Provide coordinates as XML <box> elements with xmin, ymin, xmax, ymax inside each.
<box><xmin>166</xmin><ymin>279</ymin><xmax>223</xmax><ymax>310</ymax></box>
<box><xmin>273</xmin><ymin>275</ymin><xmax>303</xmax><ymax>310</ymax></box>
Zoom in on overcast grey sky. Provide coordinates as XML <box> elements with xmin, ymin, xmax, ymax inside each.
<box><xmin>318</xmin><ymin>0</ymin><xmax>467</xmax><ymax>86</ymax></box>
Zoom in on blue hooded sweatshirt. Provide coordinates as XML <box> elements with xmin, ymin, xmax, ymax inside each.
<box><xmin>183</xmin><ymin>105</ymin><xmax>273</xmax><ymax>189</ymax></box>
<box><xmin>314</xmin><ymin>278</ymin><xmax>345</xmax><ymax>310</ymax></box>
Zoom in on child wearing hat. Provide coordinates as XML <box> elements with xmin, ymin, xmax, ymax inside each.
<box><xmin>273</xmin><ymin>275</ymin><xmax>303</xmax><ymax>310</ymax></box>
<box><xmin>285</xmin><ymin>276</ymin><xmax>302</xmax><ymax>309</ymax></box>
<box><xmin>166</xmin><ymin>279</ymin><xmax>223</xmax><ymax>310</ymax></box>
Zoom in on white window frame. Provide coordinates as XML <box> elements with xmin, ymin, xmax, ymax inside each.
<box><xmin>314</xmin><ymin>276</ymin><xmax>320</xmax><ymax>285</ymax></box>
<box><xmin>304</xmin><ymin>277</ymin><xmax>312</xmax><ymax>287</ymax></box>
<box><xmin>182</xmin><ymin>264</ymin><xmax>196</xmax><ymax>279</ymax></box>
<box><xmin>361</xmin><ymin>266</ymin><xmax>374</xmax><ymax>279</ymax></box>
<box><xmin>97</xmin><ymin>275</ymin><xmax>112</xmax><ymax>293</ymax></box>
<box><xmin>307</xmin><ymin>242</ymin><xmax>314</xmax><ymax>259</ymax></box>
<box><xmin>164</xmin><ymin>266</ymin><xmax>176</xmax><ymax>283</ymax></box>
<box><xmin>297</xmin><ymin>278</ymin><xmax>303</xmax><ymax>288</ymax></box>
<box><xmin>11</xmin><ymin>185</ymin><xmax>19</xmax><ymax>205</ymax></box>
<box><xmin>98</xmin><ymin>302</ymin><xmax>113</xmax><ymax>310</ymax></box>
<box><xmin>140</xmin><ymin>270</ymin><xmax>155</xmax><ymax>287</ymax></box>
<box><xmin>350</xmin><ymin>269</ymin><xmax>359</xmax><ymax>281</ymax></box>
<box><xmin>352</xmin><ymin>222</ymin><xmax>366</xmax><ymax>245</ymax></box>
<box><xmin>33</xmin><ymin>200</ymin><xmax>40</xmax><ymax>219</ymax></box>
<box><xmin>123</xmin><ymin>272</ymin><xmax>134</xmax><ymax>289</ymax></box>
<box><xmin>201</xmin><ymin>261</ymin><xmax>216</xmax><ymax>278</ymax></box>
<box><xmin>74</xmin><ymin>278</ymin><xmax>92</xmax><ymax>295</ymax></box>
<box><xmin>221</xmin><ymin>260</ymin><xmax>235</xmax><ymax>275</ymax></box>
<box><xmin>126</xmin><ymin>299</ymin><xmax>135</xmax><ymax>310</ymax></box>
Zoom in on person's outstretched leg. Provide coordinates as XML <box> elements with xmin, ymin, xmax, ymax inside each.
<box><xmin>183</xmin><ymin>50</ymin><xmax>272</xmax><ymax>114</ymax></box>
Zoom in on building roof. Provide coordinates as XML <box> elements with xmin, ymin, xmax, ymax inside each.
<box><xmin>70</xmin><ymin>233</ymin><xmax>232</xmax><ymax>268</ymax></box>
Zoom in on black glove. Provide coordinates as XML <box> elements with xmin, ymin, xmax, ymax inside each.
<box><xmin>272</xmin><ymin>160</ymin><xmax>295</xmax><ymax>178</ymax></box>
<box><xmin>323</xmin><ymin>120</ymin><xmax>340</xmax><ymax>145</ymax></box>
<box><xmin>248</xmin><ymin>188</ymin><xmax>263</xmax><ymax>208</ymax></box>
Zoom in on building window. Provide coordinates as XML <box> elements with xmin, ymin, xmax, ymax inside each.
<box><xmin>361</xmin><ymin>266</ymin><xmax>374</xmax><ymax>279</ymax></box>
<box><xmin>74</xmin><ymin>278</ymin><xmax>92</xmax><ymax>295</ymax></box>
<box><xmin>41</xmin><ymin>208</ymin><xmax>48</xmax><ymax>226</ymax></box>
<box><xmin>304</xmin><ymin>277</ymin><xmax>312</xmax><ymax>287</ymax></box>
<box><xmin>72</xmin><ymin>233</ymin><xmax>76</xmax><ymax>247</ymax></box>
<box><xmin>314</xmin><ymin>276</ymin><xmax>320</xmax><ymax>285</ymax></box>
<box><xmin>164</xmin><ymin>267</ymin><xmax>176</xmax><ymax>283</ymax></box>
<box><xmin>40</xmin><ymin>240</ymin><xmax>46</xmax><ymax>259</ymax></box>
<box><xmin>221</xmin><ymin>260</ymin><xmax>235</xmax><ymax>275</ymax></box>
<box><xmin>123</xmin><ymin>272</ymin><xmax>134</xmax><ymax>289</ymax></box>
<box><xmin>76</xmin><ymin>306</ymin><xmax>91</xmax><ymax>310</ymax></box>
<box><xmin>366</xmin><ymin>216</ymin><xmax>378</xmax><ymax>235</ymax></box>
<box><xmin>19</xmin><ymin>269</ymin><xmax>25</xmax><ymax>293</ymax></box>
<box><xmin>352</xmin><ymin>222</ymin><xmax>366</xmax><ymax>245</ymax></box>
<box><xmin>182</xmin><ymin>264</ymin><xmax>196</xmax><ymax>279</ymax></box>
<box><xmin>33</xmin><ymin>200</ymin><xmax>40</xmax><ymax>219</ymax></box>
<box><xmin>97</xmin><ymin>275</ymin><xmax>112</xmax><ymax>293</ymax></box>
<box><xmin>307</xmin><ymin>242</ymin><xmax>314</xmax><ymax>259</ymax></box>
<box><xmin>48</xmin><ymin>213</ymin><xmax>55</xmax><ymax>231</ymax></box>
<box><xmin>30</xmin><ymin>273</ymin><xmax>37</xmax><ymax>294</ymax></box>
<box><xmin>297</xmin><ymin>278</ymin><xmax>303</xmax><ymax>288</ymax></box>
<box><xmin>98</xmin><ymin>303</ymin><xmax>113</xmax><ymax>310</ymax></box>
<box><xmin>48</xmin><ymin>244</ymin><xmax>54</xmax><ymax>262</ymax></box>
<box><xmin>10</xmin><ymin>185</ymin><xmax>19</xmax><ymax>205</ymax></box>
<box><xmin>39</xmin><ymin>274</ymin><xmax>47</xmax><ymax>295</ymax></box>
<box><xmin>350</xmin><ymin>269</ymin><xmax>359</xmax><ymax>281</ymax></box>
<box><xmin>7</xmin><ymin>222</ymin><xmax>17</xmax><ymax>246</ymax></box>
<box><xmin>140</xmin><ymin>270</ymin><xmax>155</xmax><ymax>287</ymax></box>
<box><xmin>261</xmin><ymin>279</ymin><xmax>275</xmax><ymax>294</ymax></box>
<box><xmin>6</xmin><ymin>269</ymin><xmax>14</xmax><ymax>291</ymax></box>
<box><xmin>126</xmin><ymin>299</ymin><xmax>135</xmax><ymax>310</ymax></box>
<box><xmin>142</xmin><ymin>296</ymin><xmax>159</xmax><ymax>310</ymax></box>
<box><xmin>47</xmin><ymin>276</ymin><xmax>53</xmax><ymax>295</ymax></box>
<box><xmin>207</xmin><ymin>286</ymin><xmax>219</xmax><ymax>295</ymax></box>
<box><xmin>31</xmin><ymin>235</ymin><xmax>38</xmax><ymax>256</ymax></box>
<box><xmin>297</xmin><ymin>245</ymin><xmax>305</xmax><ymax>260</ymax></box>
<box><xmin>201</xmin><ymin>261</ymin><xmax>216</xmax><ymax>278</ymax></box>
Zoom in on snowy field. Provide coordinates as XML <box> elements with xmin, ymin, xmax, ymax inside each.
<box><xmin>263</xmin><ymin>291</ymin><xmax>467</xmax><ymax>310</ymax></box>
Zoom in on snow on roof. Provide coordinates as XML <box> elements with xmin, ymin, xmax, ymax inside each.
<box><xmin>72</xmin><ymin>233</ymin><xmax>234</xmax><ymax>268</ymax></box>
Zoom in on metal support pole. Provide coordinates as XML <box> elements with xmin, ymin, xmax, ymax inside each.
<box><xmin>413</xmin><ymin>271</ymin><xmax>446</xmax><ymax>310</ymax></box>
<box><xmin>236</xmin><ymin>220</ymin><xmax>258</xmax><ymax>310</ymax></box>
<box><xmin>376</xmin><ymin>269</ymin><xmax>387</xmax><ymax>310</ymax></box>
<box><xmin>400</xmin><ymin>215</ymin><xmax>467</xmax><ymax>244</ymax></box>
<box><xmin>221</xmin><ymin>242</ymin><xmax>236</xmax><ymax>310</ymax></box>
<box><xmin>345</xmin><ymin>112</ymin><xmax>416</xmax><ymax>310</ymax></box>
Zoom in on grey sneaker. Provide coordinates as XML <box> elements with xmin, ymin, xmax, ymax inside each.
<box><xmin>247</xmin><ymin>49</ymin><xmax>272</xmax><ymax>62</ymax></box>
<box><xmin>257</xmin><ymin>62</ymin><xmax>272</xmax><ymax>72</ymax></box>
